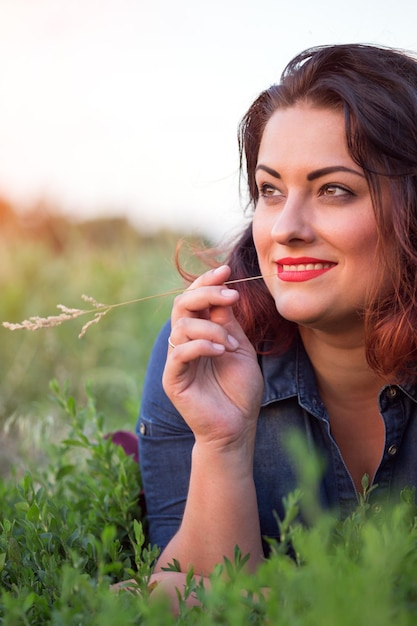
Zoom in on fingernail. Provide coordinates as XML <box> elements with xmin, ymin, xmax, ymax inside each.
<box><xmin>227</xmin><ymin>335</ymin><xmax>239</xmax><ymax>349</ymax></box>
<box><xmin>212</xmin><ymin>342</ymin><xmax>226</xmax><ymax>352</ymax></box>
<box><xmin>213</xmin><ymin>265</ymin><xmax>228</xmax><ymax>275</ymax></box>
<box><xmin>221</xmin><ymin>288</ymin><xmax>238</xmax><ymax>298</ymax></box>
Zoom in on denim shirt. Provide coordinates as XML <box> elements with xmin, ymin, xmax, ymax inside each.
<box><xmin>137</xmin><ymin>320</ymin><xmax>417</xmax><ymax>553</ymax></box>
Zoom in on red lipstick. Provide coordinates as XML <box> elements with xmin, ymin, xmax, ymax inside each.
<box><xmin>276</xmin><ymin>257</ymin><xmax>336</xmax><ymax>282</ymax></box>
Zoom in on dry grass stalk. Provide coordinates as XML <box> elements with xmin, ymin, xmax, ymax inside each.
<box><xmin>2</xmin><ymin>296</ymin><xmax>109</xmax><ymax>336</ymax></box>
<box><xmin>2</xmin><ymin>274</ymin><xmax>273</xmax><ymax>338</ymax></box>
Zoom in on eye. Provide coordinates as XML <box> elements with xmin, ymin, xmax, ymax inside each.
<box><xmin>320</xmin><ymin>183</ymin><xmax>354</xmax><ymax>198</ymax></box>
<box><xmin>259</xmin><ymin>183</ymin><xmax>283</xmax><ymax>198</ymax></box>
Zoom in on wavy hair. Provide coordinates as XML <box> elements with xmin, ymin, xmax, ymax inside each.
<box><xmin>227</xmin><ymin>43</ymin><xmax>417</xmax><ymax>381</ymax></box>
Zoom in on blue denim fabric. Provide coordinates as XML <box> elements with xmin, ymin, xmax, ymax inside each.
<box><xmin>137</xmin><ymin>320</ymin><xmax>417</xmax><ymax>553</ymax></box>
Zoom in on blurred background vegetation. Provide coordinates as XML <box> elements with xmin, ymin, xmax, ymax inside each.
<box><xmin>0</xmin><ymin>195</ymin><xmax>211</xmax><ymax>476</ymax></box>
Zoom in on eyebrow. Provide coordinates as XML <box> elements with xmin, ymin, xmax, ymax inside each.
<box><xmin>255</xmin><ymin>164</ymin><xmax>365</xmax><ymax>181</ymax></box>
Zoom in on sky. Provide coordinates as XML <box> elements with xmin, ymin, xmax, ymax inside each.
<box><xmin>0</xmin><ymin>0</ymin><xmax>417</xmax><ymax>240</ymax></box>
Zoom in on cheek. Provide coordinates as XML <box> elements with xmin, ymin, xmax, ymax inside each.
<box><xmin>252</xmin><ymin>213</ymin><xmax>269</xmax><ymax>266</ymax></box>
<box><xmin>353</xmin><ymin>225</ymin><xmax>379</xmax><ymax>264</ymax></box>
<box><xmin>334</xmin><ymin>212</ymin><xmax>378</xmax><ymax>262</ymax></box>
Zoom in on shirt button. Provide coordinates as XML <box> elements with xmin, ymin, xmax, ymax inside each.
<box><xmin>386</xmin><ymin>386</ymin><xmax>397</xmax><ymax>398</ymax></box>
<box><xmin>387</xmin><ymin>444</ymin><xmax>399</xmax><ymax>457</ymax></box>
<box><xmin>139</xmin><ymin>422</ymin><xmax>146</xmax><ymax>436</ymax></box>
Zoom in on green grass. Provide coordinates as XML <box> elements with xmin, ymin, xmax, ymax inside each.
<box><xmin>2</xmin><ymin>208</ymin><xmax>417</xmax><ymax>624</ymax></box>
<box><xmin>0</xmin><ymin>211</ymin><xmax>207</xmax><ymax>475</ymax></box>
<box><xmin>0</xmin><ymin>384</ymin><xmax>416</xmax><ymax>625</ymax></box>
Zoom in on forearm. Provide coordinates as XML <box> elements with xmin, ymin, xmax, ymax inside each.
<box><xmin>155</xmin><ymin>264</ymin><xmax>265</xmax><ymax>575</ymax></box>
<box><xmin>154</xmin><ymin>440</ymin><xmax>264</xmax><ymax>575</ymax></box>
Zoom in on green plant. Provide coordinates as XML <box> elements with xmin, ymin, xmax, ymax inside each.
<box><xmin>0</xmin><ymin>218</ymin><xmax>193</xmax><ymax>481</ymax></box>
<box><xmin>2</xmin><ymin>212</ymin><xmax>417</xmax><ymax>624</ymax></box>
<box><xmin>0</xmin><ymin>382</ymin><xmax>155</xmax><ymax>624</ymax></box>
<box><xmin>1</xmin><ymin>386</ymin><xmax>417</xmax><ymax>624</ymax></box>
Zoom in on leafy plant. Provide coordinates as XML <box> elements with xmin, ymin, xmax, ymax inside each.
<box><xmin>1</xmin><ymin>385</ymin><xmax>417</xmax><ymax>624</ymax></box>
<box><xmin>2</xmin><ymin>211</ymin><xmax>417</xmax><ymax>624</ymax></box>
<box><xmin>0</xmin><ymin>382</ymin><xmax>155</xmax><ymax>624</ymax></box>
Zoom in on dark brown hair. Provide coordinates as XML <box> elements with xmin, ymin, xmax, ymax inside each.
<box><xmin>227</xmin><ymin>43</ymin><xmax>417</xmax><ymax>381</ymax></box>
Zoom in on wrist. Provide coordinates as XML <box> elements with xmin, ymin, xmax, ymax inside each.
<box><xmin>191</xmin><ymin>436</ymin><xmax>256</xmax><ymax>480</ymax></box>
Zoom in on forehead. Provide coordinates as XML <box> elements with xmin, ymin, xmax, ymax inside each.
<box><xmin>257</xmin><ymin>104</ymin><xmax>350</xmax><ymax>168</ymax></box>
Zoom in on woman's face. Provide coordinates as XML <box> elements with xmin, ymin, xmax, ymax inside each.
<box><xmin>252</xmin><ymin>103</ymin><xmax>383</xmax><ymax>335</ymax></box>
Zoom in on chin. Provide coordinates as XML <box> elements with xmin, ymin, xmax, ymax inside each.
<box><xmin>275</xmin><ymin>301</ymin><xmax>321</xmax><ymax>325</ymax></box>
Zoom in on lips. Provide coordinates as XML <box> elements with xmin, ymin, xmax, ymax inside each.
<box><xmin>276</xmin><ymin>257</ymin><xmax>336</xmax><ymax>282</ymax></box>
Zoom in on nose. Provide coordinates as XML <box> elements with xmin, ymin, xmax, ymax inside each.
<box><xmin>270</xmin><ymin>193</ymin><xmax>315</xmax><ymax>245</ymax></box>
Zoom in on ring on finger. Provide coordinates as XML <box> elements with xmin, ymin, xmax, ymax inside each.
<box><xmin>168</xmin><ymin>336</ymin><xmax>176</xmax><ymax>349</ymax></box>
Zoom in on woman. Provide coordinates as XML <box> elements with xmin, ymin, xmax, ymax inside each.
<box><xmin>137</xmin><ymin>43</ymin><xmax>417</xmax><ymax>585</ymax></box>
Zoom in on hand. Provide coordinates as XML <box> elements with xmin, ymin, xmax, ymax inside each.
<box><xmin>163</xmin><ymin>265</ymin><xmax>264</xmax><ymax>452</ymax></box>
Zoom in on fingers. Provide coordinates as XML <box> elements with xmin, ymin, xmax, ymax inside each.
<box><xmin>187</xmin><ymin>264</ymin><xmax>232</xmax><ymax>289</ymax></box>
<box><xmin>171</xmin><ymin>265</ymin><xmax>239</xmax><ymax>322</ymax></box>
<box><xmin>168</xmin><ymin>317</ymin><xmax>240</xmax><ymax>356</ymax></box>
<box><xmin>169</xmin><ymin>265</ymin><xmax>241</xmax><ymax>354</ymax></box>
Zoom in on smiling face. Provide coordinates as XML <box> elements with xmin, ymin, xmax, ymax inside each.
<box><xmin>252</xmin><ymin>103</ymin><xmax>383</xmax><ymax>335</ymax></box>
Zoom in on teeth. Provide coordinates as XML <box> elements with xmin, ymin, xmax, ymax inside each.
<box><xmin>283</xmin><ymin>263</ymin><xmax>332</xmax><ymax>271</ymax></box>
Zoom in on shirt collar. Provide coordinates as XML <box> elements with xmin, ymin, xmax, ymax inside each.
<box><xmin>260</xmin><ymin>336</ymin><xmax>417</xmax><ymax>410</ymax></box>
<box><xmin>260</xmin><ymin>335</ymin><xmax>325</xmax><ymax>419</ymax></box>
<box><xmin>396</xmin><ymin>381</ymin><xmax>417</xmax><ymax>403</ymax></box>
<box><xmin>260</xmin><ymin>339</ymin><xmax>299</xmax><ymax>406</ymax></box>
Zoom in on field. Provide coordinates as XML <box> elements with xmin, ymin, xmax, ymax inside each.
<box><xmin>0</xmin><ymin>202</ymin><xmax>207</xmax><ymax>476</ymax></box>
<box><xmin>1</xmin><ymin>202</ymin><xmax>417</xmax><ymax>624</ymax></box>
